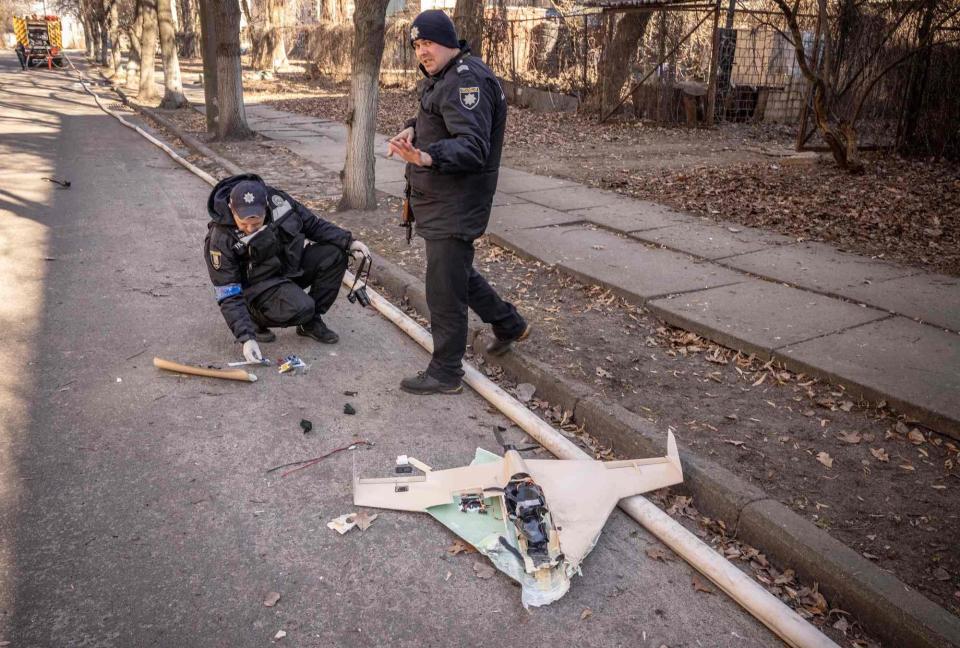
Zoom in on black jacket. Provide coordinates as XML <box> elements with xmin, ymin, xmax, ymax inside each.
<box><xmin>406</xmin><ymin>45</ymin><xmax>507</xmax><ymax>241</ymax></box>
<box><xmin>204</xmin><ymin>173</ymin><xmax>353</xmax><ymax>341</ymax></box>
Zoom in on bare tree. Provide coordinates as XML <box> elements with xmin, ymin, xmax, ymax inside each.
<box><xmin>454</xmin><ymin>0</ymin><xmax>483</xmax><ymax>57</ymax></box>
<box><xmin>772</xmin><ymin>0</ymin><xmax>959</xmax><ymax>172</ymax></box>
<box><xmin>178</xmin><ymin>0</ymin><xmax>200</xmax><ymax>58</ymax></box>
<box><xmin>339</xmin><ymin>0</ymin><xmax>390</xmax><ymax>211</ymax></box>
<box><xmin>106</xmin><ymin>0</ymin><xmax>122</xmax><ymax>75</ymax></box>
<box><xmin>319</xmin><ymin>0</ymin><xmax>347</xmax><ymax>24</ymax></box>
<box><xmin>213</xmin><ymin>0</ymin><xmax>253</xmax><ymax>139</ymax></box>
<box><xmin>198</xmin><ymin>0</ymin><xmax>219</xmax><ymax>132</ymax></box>
<box><xmin>125</xmin><ymin>0</ymin><xmax>143</xmax><ymax>90</ymax></box>
<box><xmin>595</xmin><ymin>11</ymin><xmax>652</xmax><ymax>114</ymax></box>
<box><xmin>250</xmin><ymin>0</ymin><xmax>290</xmax><ymax>71</ymax></box>
<box><xmin>137</xmin><ymin>0</ymin><xmax>160</xmax><ymax>101</ymax></box>
<box><xmin>158</xmin><ymin>0</ymin><xmax>188</xmax><ymax>107</ymax></box>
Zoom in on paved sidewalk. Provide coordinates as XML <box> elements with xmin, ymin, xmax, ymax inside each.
<box><xmin>177</xmin><ymin>80</ymin><xmax>960</xmax><ymax>439</ymax></box>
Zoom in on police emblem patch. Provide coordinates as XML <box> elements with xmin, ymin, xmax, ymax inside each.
<box><xmin>243</xmin><ymin>191</ymin><xmax>255</xmax><ymax>204</ymax></box>
<box><xmin>459</xmin><ymin>87</ymin><xmax>480</xmax><ymax>110</ymax></box>
<box><xmin>271</xmin><ymin>194</ymin><xmax>284</xmax><ymax>206</ymax></box>
<box><xmin>210</xmin><ymin>249</ymin><xmax>222</xmax><ymax>270</ymax></box>
<box><xmin>410</xmin><ymin>26</ymin><xmax>419</xmax><ymax>40</ymax></box>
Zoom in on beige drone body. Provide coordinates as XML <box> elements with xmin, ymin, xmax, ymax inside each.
<box><xmin>354</xmin><ymin>432</ymin><xmax>683</xmax><ymax>604</ymax></box>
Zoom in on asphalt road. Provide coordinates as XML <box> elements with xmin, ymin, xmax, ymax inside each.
<box><xmin>0</xmin><ymin>52</ymin><xmax>782</xmax><ymax>647</ymax></box>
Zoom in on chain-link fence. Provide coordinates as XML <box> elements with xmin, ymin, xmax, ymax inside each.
<box><xmin>278</xmin><ymin>1</ymin><xmax>958</xmax><ymax>156</ymax></box>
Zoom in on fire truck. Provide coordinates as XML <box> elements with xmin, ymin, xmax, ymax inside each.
<box><xmin>13</xmin><ymin>15</ymin><xmax>64</xmax><ymax>69</ymax></box>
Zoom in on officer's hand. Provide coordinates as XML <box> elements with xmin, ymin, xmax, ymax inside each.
<box><xmin>387</xmin><ymin>127</ymin><xmax>414</xmax><ymax>158</ymax></box>
<box><xmin>243</xmin><ymin>339</ymin><xmax>263</xmax><ymax>363</ymax></box>
<box><xmin>349</xmin><ymin>240</ymin><xmax>370</xmax><ymax>260</ymax></box>
<box><xmin>388</xmin><ymin>139</ymin><xmax>432</xmax><ymax>167</ymax></box>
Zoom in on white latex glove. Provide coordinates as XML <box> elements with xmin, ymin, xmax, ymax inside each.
<box><xmin>243</xmin><ymin>339</ymin><xmax>263</xmax><ymax>363</ymax></box>
<box><xmin>349</xmin><ymin>240</ymin><xmax>370</xmax><ymax>260</ymax></box>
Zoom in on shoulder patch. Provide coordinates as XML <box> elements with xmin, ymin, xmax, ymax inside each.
<box><xmin>271</xmin><ymin>194</ymin><xmax>284</xmax><ymax>206</ymax></box>
<box><xmin>459</xmin><ymin>87</ymin><xmax>480</xmax><ymax>111</ymax></box>
<box><xmin>209</xmin><ymin>249</ymin><xmax>222</xmax><ymax>270</ymax></box>
<box><xmin>456</xmin><ymin>64</ymin><xmax>469</xmax><ymax>73</ymax></box>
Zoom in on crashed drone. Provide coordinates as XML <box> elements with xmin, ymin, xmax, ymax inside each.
<box><xmin>354</xmin><ymin>431</ymin><xmax>683</xmax><ymax>606</ymax></box>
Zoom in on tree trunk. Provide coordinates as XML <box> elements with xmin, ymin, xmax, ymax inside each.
<box><xmin>251</xmin><ymin>0</ymin><xmax>290</xmax><ymax>71</ymax></box>
<box><xmin>454</xmin><ymin>0</ymin><xmax>484</xmax><ymax>57</ymax></box>
<box><xmin>897</xmin><ymin>0</ymin><xmax>936</xmax><ymax>154</ymax></box>
<box><xmin>198</xmin><ymin>0</ymin><xmax>220</xmax><ymax>133</ymax></box>
<box><xmin>339</xmin><ymin>0</ymin><xmax>390</xmax><ymax>211</ymax></box>
<box><xmin>596</xmin><ymin>10</ymin><xmax>652</xmax><ymax>114</ymax></box>
<box><xmin>178</xmin><ymin>0</ymin><xmax>200</xmax><ymax>58</ymax></box>
<box><xmin>158</xmin><ymin>0</ymin><xmax>188</xmax><ymax>107</ymax></box>
<box><xmin>320</xmin><ymin>0</ymin><xmax>345</xmax><ymax>24</ymax></box>
<box><xmin>138</xmin><ymin>0</ymin><xmax>160</xmax><ymax>101</ymax></box>
<box><xmin>125</xmin><ymin>0</ymin><xmax>143</xmax><ymax>90</ymax></box>
<box><xmin>213</xmin><ymin>0</ymin><xmax>253</xmax><ymax>139</ymax></box>
<box><xmin>107</xmin><ymin>0</ymin><xmax>122</xmax><ymax>75</ymax></box>
<box><xmin>97</xmin><ymin>2</ymin><xmax>110</xmax><ymax>67</ymax></box>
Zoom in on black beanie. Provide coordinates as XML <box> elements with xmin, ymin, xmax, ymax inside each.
<box><xmin>410</xmin><ymin>9</ymin><xmax>459</xmax><ymax>49</ymax></box>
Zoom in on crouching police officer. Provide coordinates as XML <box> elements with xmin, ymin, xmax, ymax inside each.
<box><xmin>204</xmin><ymin>174</ymin><xmax>370</xmax><ymax>363</ymax></box>
<box><xmin>388</xmin><ymin>10</ymin><xmax>530</xmax><ymax>395</ymax></box>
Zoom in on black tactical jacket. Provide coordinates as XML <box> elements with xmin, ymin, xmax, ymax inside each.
<box><xmin>405</xmin><ymin>45</ymin><xmax>507</xmax><ymax>241</ymax></box>
<box><xmin>204</xmin><ymin>173</ymin><xmax>353</xmax><ymax>342</ymax></box>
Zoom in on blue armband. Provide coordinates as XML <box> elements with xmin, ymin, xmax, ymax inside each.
<box><xmin>214</xmin><ymin>283</ymin><xmax>242</xmax><ymax>303</ymax></box>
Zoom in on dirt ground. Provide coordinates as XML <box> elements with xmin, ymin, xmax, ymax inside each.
<box><xmin>242</xmin><ymin>70</ymin><xmax>959</xmax><ymax>278</ymax></box>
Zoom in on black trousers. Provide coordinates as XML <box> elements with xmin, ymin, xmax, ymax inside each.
<box><xmin>247</xmin><ymin>243</ymin><xmax>348</xmax><ymax>328</ymax></box>
<box><xmin>425</xmin><ymin>237</ymin><xmax>525</xmax><ymax>382</ymax></box>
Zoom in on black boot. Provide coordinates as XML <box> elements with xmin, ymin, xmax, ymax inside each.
<box><xmin>486</xmin><ymin>323</ymin><xmax>531</xmax><ymax>357</ymax></box>
<box><xmin>296</xmin><ymin>317</ymin><xmax>339</xmax><ymax>344</ymax></box>
<box><xmin>255</xmin><ymin>326</ymin><xmax>276</xmax><ymax>343</ymax></box>
<box><xmin>400</xmin><ymin>372</ymin><xmax>463</xmax><ymax>395</ymax></box>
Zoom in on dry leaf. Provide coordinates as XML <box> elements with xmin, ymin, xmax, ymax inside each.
<box><xmin>870</xmin><ymin>447</ymin><xmax>890</xmax><ymax>462</ymax></box>
<box><xmin>446</xmin><ymin>539</ymin><xmax>477</xmax><ymax>555</ymax></box>
<box><xmin>580</xmin><ymin>608</ymin><xmax>593</xmax><ymax>620</ymax></box>
<box><xmin>273</xmin><ymin>630</ymin><xmax>286</xmax><ymax>640</ymax></box>
<box><xmin>473</xmin><ymin>562</ymin><xmax>496</xmax><ymax>579</ymax></box>
<box><xmin>263</xmin><ymin>591</ymin><xmax>281</xmax><ymax>607</ymax></box>
<box><xmin>515</xmin><ymin>383</ymin><xmax>536</xmax><ymax>403</ymax></box>
<box><xmin>816</xmin><ymin>452</ymin><xmax>833</xmax><ymax>468</ymax></box>
<box><xmin>908</xmin><ymin>429</ymin><xmax>925</xmax><ymax>445</ymax></box>
<box><xmin>838</xmin><ymin>431</ymin><xmax>862</xmax><ymax>444</ymax></box>
<box><xmin>596</xmin><ymin>366</ymin><xmax>613</xmax><ymax>379</ymax></box>
<box><xmin>646</xmin><ymin>547</ymin><xmax>674</xmax><ymax>562</ymax></box>
<box><xmin>722</xmin><ymin>438</ymin><xmax>746</xmax><ymax>448</ymax></box>
<box><xmin>692</xmin><ymin>574</ymin><xmax>714</xmax><ymax>594</ymax></box>
<box><xmin>354</xmin><ymin>510</ymin><xmax>378</xmax><ymax>531</ymax></box>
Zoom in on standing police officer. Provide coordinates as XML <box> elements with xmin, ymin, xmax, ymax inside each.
<box><xmin>204</xmin><ymin>173</ymin><xmax>370</xmax><ymax>363</ymax></box>
<box><xmin>388</xmin><ymin>10</ymin><xmax>529</xmax><ymax>395</ymax></box>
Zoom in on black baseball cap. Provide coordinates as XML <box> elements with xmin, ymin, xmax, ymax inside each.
<box><xmin>229</xmin><ymin>180</ymin><xmax>268</xmax><ymax>219</ymax></box>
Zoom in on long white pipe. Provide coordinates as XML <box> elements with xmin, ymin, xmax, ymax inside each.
<box><xmin>351</xmin><ymin>273</ymin><xmax>838</xmax><ymax>648</ymax></box>
<box><xmin>63</xmin><ymin>55</ymin><xmax>836</xmax><ymax>648</ymax></box>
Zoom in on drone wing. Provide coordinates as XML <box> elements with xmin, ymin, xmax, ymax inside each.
<box><xmin>353</xmin><ymin>459</ymin><xmax>506</xmax><ymax>512</ymax></box>
<box><xmin>523</xmin><ymin>431</ymin><xmax>683</xmax><ymax>566</ymax></box>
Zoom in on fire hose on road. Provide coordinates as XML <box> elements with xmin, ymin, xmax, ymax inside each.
<box><xmin>62</xmin><ymin>53</ymin><xmax>838</xmax><ymax>648</ymax></box>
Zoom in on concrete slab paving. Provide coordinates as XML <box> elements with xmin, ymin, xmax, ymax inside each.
<box><xmin>376</xmin><ymin>179</ymin><xmax>406</xmax><ymax>198</ymax></box>
<box><xmin>648</xmin><ymin>280</ymin><xmax>890</xmax><ymax>358</ymax></box>
<box><xmin>495</xmin><ymin>168</ymin><xmax>576</xmax><ymax>194</ymax></box>
<box><xmin>488</xmin><ymin>202</ymin><xmax>583</xmax><ymax>232</ymax></box>
<box><xmin>568</xmin><ymin>200</ymin><xmax>690</xmax><ymax>233</ymax></box>
<box><xmin>630</xmin><ymin>221</ymin><xmax>795</xmax><ymax>260</ymax></box>
<box><xmin>721</xmin><ymin>241</ymin><xmax>915</xmax><ymax>296</ymax></box>
<box><xmin>779</xmin><ymin>317</ymin><xmax>960</xmax><ymax>436</ymax></box>
<box><xmin>491</xmin><ymin>191</ymin><xmax>530</xmax><ymax>207</ymax></box>
<box><xmin>514</xmin><ymin>185</ymin><xmax>626</xmax><ymax>211</ymax></box>
<box><xmin>838</xmin><ymin>272</ymin><xmax>960</xmax><ymax>332</ymax></box>
<box><xmin>375</xmin><ymin>157</ymin><xmax>407</xmax><ymax>184</ymax></box>
<box><xmin>496</xmin><ymin>225</ymin><xmax>744</xmax><ymax>300</ymax></box>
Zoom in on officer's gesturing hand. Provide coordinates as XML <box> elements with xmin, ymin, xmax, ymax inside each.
<box><xmin>388</xmin><ymin>126</ymin><xmax>415</xmax><ymax>152</ymax></box>
<box><xmin>349</xmin><ymin>240</ymin><xmax>370</xmax><ymax>260</ymax></box>
<box><xmin>387</xmin><ymin>138</ymin><xmax>432</xmax><ymax>168</ymax></box>
<box><xmin>243</xmin><ymin>339</ymin><xmax>263</xmax><ymax>363</ymax></box>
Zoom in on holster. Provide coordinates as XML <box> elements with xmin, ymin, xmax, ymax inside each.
<box><xmin>400</xmin><ymin>183</ymin><xmax>415</xmax><ymax>245</ymax></box>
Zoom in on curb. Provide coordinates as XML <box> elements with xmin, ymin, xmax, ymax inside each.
<box><xmin>115</xmin><ymin>90</ymin><xmax>960</xmax><ymax>648</ymax></box>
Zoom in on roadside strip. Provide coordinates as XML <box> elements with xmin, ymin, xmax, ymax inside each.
<box><xmin>80</xmin><ymin>59</ymin><xmax>960</xmax><ymax>648</ymax></box>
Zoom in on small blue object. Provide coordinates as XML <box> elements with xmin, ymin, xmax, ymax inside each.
<box><xmin>214</xmin><ymin>283</ymin><xmax>242</xmax><ymax>302</ymax></box>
